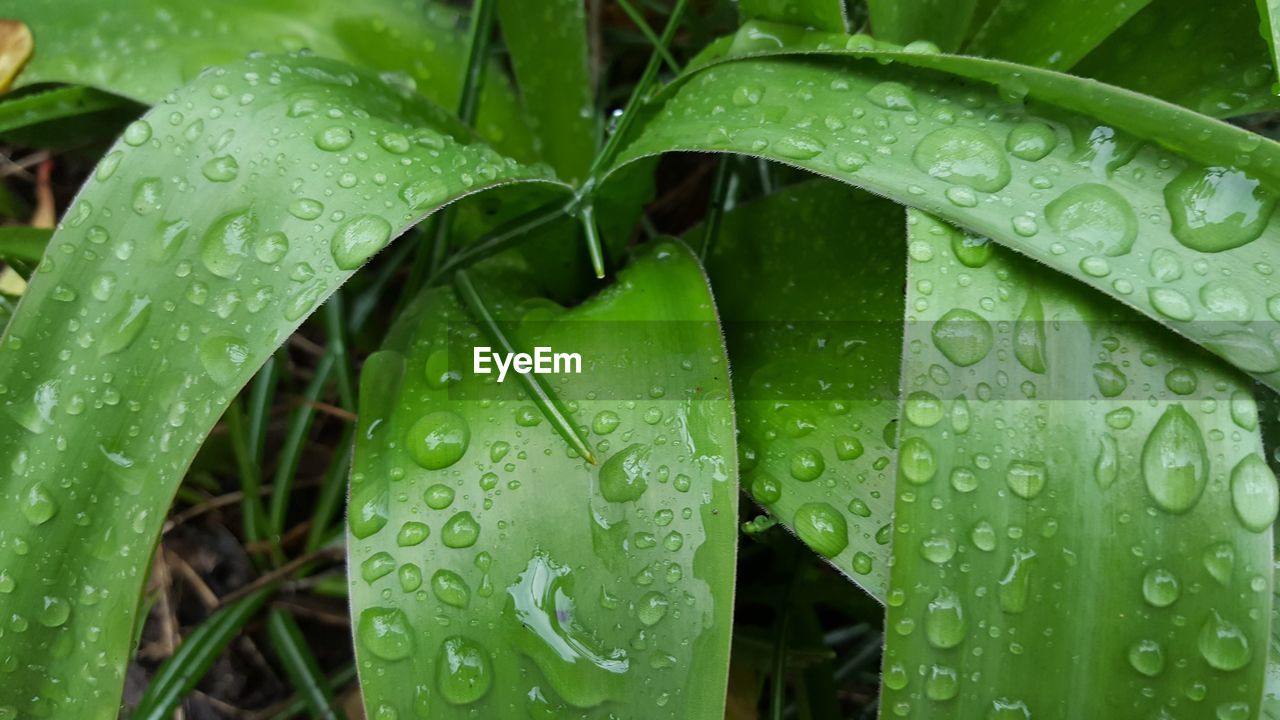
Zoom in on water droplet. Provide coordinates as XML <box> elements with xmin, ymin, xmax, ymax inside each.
<box><xmin>331</xmin><ymin>214</ymin><xmax>393</xmax><ymax>270</ymax></box>
<box><xmin>201</xmin><ymin>155</ymin><xmax>239</xmax><ymax>182</ymax></box>
<box><xmin>431</xmin><ymin>569</ymin><xmax>471</xmax><ymax>607</ymax></box>
<box><xmin>599</xmin><ymin>444</ymin><xmax>650</xmax><ymax>502</ymax></box>
<box><xmin>289</xmin><ymin>198</ymin><xmax>324</xmax><ymax>220</ymax></box>
<box><xmin>132</xmin><ymin>177</ymin><xmax>163</xmax><ymax>215</ymax></box>
<box><xmin>592</xmin><ymin>410</ymin><xmax>621</xmax><ymax>435</ymax></box>
<box><xmin>1142</xmin><ymin>567</ymin><xmax>1180</xmax><ymax>607</ymax></box>
<box><xmin>99</xmin><ymin>293</ymin><xmax>153</xmax><ymax>356</ymax></box>
<box><xmin>925</xmin><ymin>664</ymin><xmax>959</xmax><ymax>701</ymax></box>
<box><xmin>1149</xmin><ymin>248</ymin><xmax>1184</xmax><ymax>282</ymax></box>
<box><xmin>199</xmin><ymin>208</ymin><xmax>256</xmax><ymax>279</ymax></box>
<box><xmin>1141</xmin><ymin>405</ymin><xmax>1208</xmax><ymax>513</ymax></box>
<box><xmin>931</xmin><ymin>309</ymin><xmax>992</xmax><ymax>366</ymax></box>
<box><xmin>905</xmin><ymin>391</ymin><xmax>944</xmax><ymax>427</ymax></box>
<box><xmin>1006</xmin><ymin>122</ymin><xmax>1057</xmax><ymax>161</ymax></box>
<box><xmin>1165</xmin><ymin>165</ymin><xmax>1276</xmax><ymax>253</ymax></box>
<box><xmin>400</xmin><ymin>178</ymin><xmax>449</xmax><ymax>210</ymax></box>
<box><xmin>441</xmin><ymin>512</ymin><xmax>480</xmax><ymax>549</ymax></box>
<box><xmin>793</xmin><ymin>502</ymin><xmax>848</xmax><ymax>558</ymax></box>
<box><xmin>637</xmin><ymin>591</ymin><xmax>669</xmax><ymax>626</ymax></box>
<box><xmin>358</xmin><ymin>607</ymin><xmax>414</xmax><ymax>661</ymax></box>
<box><xmin>750</xmin><ymin>473</ymin><xmax>782</xmax><ymax>503</ymax></box>
<box><xmin>350</xmin><ymin>481</ymin><xmax>389</xmax><ymax>539</ymax></box>
<box><xmin>971</xmin><ymin>521</ymin><xmax>997</xmax><ymax>551</ymax></box>
<box><xmin>406</xmin><ymin>411</ymin><xmax>469</xmax><ymax>469</ymax></box>
<box><xmin>1014</xmin><ymin>291</ymin><xmax>1046</xmax><ymax>373</ymax></box>
<box><xmin>38</xmin><ymin>596</ymin><xmax>70</xmax><ymax>628</ymax></box>
<box><xmin>789</xmin><ymin>447</ymin><xmax>825</xmax><ymax>481</ymax></box>
<box><xmin>924</xmin><ymin>588</ymin><xmax>966</xmax><ymax>648</ymax></box>
<box><xmin>1044</xmin><ymin>183</ymin><xmax>1137</xmax><ymax>256</ymax></box>
<box><xmin>316</xmin><ymin>126</ymin><xmax>355</xmax><ymax>151</ymax></box>
<box><xmin>254</xmin><ymin>231</ymin><xmax>289</xmax><ymax>263</ymax></box>
<box><xmin>774</xmin><ymin>133</ymin><xmax>826</xmax><ymax>160</ymax></box>
<box><xmin>1198</xmin><ymin>611</ymin><xmax>1251</xmax><ymax>671</ymax></box>
<box><xmin>1229</xmin><ymin>453</ymin><xmax>1278</xmax><ymax>532</ymax></box>
<box><xmin>1204</xmin><ymin>542</ymin><xmax>1235</xmax><ymax>584</ymax></box>
<box><xmin>1199</xmin><ymin>280</ymin><xmax>1252</xmax><ymax>322</ymax></box>
<box><xmin>425</xmin><ymin>484</ymin><xmax>455</xmax><ymax>510</ymax></box>
<box><xmin>122</xmin><ymin>120</ymin><xmax>152</xmax><ymax>146</ymax></box>
<box><xmin>20</xmin><ymin>483</ymin><xmax>57</xmax><ymax>525</ymax></box>
<box><xmin>867</xmin><ymin>81</ymin><xmax>916</xmax><ymax>110</ymax></box>
<box><xmin>362</xmin><ymin>552</ymin><xmax>396</xmax><ymax>583</ymax></box>
<box><xmin>998</xmin><ymin>548</ymin><xmax>1036</xmax><ymax>613</ymax></box>
<box><xmin>912</xmin><ymin>128</ymin><xmax>1011</xmax><ymax>192</ymax></box>
<box><xmin>1128</xmin><ymin>639</ymin><xmax>1165</xmax><ymax>676</ymax></box>
<box><xmin>898</xmin><ymin>436</ymin><xmax>937</xmax><ymax>484</ymax></box>
<box><xmin>1095</xmin><ymin>434</ymin><xmax>1118</xmax><ymax>489</ymax></box>
<box><xmin>397</xmin><ymin>521</ymin><xmax>430</xmax><ymax>547</ymax></box>
<box><xmin>1164</xmin><ymin>367</ymin><xmax>1198</xmax><ymax>395</ymax></box>
<box><xmin>1092</xmin><ymin>362</ymin><xmax>1128</xmax><ymax>397</ymax></box>
<box><xmin>437</xmin><ymin>636</ymin><xmax>493</xmax><ymax>704</ymax></box>
<box><xmin>1006</xmin><ymin>460</ymin><xmax>1047</xmax><ymax>499</ymax></box>
<box><xmin>199</xmin><ymin>335</ymin><xmax>250</xmax><ymax>386</ymax></box>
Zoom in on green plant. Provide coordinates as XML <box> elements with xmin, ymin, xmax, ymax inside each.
<box><xmin>1</xmin><ymin>0</ymin><xmax>1279</xmax><ymax>717</ymax></box>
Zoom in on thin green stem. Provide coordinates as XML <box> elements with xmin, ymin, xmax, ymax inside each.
<box><xmin>268</xmin><ymin>354</ymin><xmax>337</xmax><ymax>539</ymax></box>
<box><xmin>267</xmin><ymin>665</ymin><xmax>357</xmax><ymax>720</ymax></box>
<box><xmin>453</xmin><ymin>269</ymin><xmax>597</xmax><ymax>464</ymax></box>
<box><xmin>322</xmin><ymin>291</ymin><xmax>355</xmax><ymax>411</ymax></box>
<box><xmin>615</xmin><ymin>0</ymin><xmax>682</xmax><ymax>73</ymax></box>
<box><xmin>457</xmin><ymin>0</ymin><xmax>498</xmax><ymax>127</ymax></box>
<box><xmin>578</xmin><ymin>203</ymin><xmax>607</xmax><ymax>278</ymax></box>
<box><xmin>226</xmin><ymin>401</ymin><xmax>269</xmax><ymax>549</ymax></box>
<box><xmin>426</xmin><ymin>198</ymin><xmax>572</xmax><ymax>286</ymax></box>
<box><xmin>246</xmin><ymin>353</ymin><xmax>282</xmax><ymax>468</ymax></box>
<box><xmin>770</xmin><ymin>552</ymin><xmax>800</xmax><ymax>720</ymax></box>
<box><xmin>305</xmin><ymin>428</ymin><xmax>354</xmax><ymax>553</ymax></box>
<box><xmin>266</xmin><ymin>608</ymin><xmax>344</xmax><ymax>720</ymax></box>
<box><xmin>700</xmin><ymin>156</ymin><xmax>736</xmax><ymax>261</ymax></box>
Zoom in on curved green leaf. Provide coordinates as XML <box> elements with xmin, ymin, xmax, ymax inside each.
<box><xmin>497</xmin><ymin>0</ymin><xmax>594</xmax><ymax>183</ymax></box>
<box><xmin>702</xmin><ymin>180</ymin><xmax>903</xmax><ymax>597</ymax></box>
<box><xmin>1075</xmin><ymin>0</ymin><xmax>1280</xmax><ymax>118</ymax></box>
<box><xmin>740</xmin><ymin>0</ymin><xmax>846</xmax><ymax>33</ymax></box>
<box><xmin>882</xmin><ymin>209</ymin><xmax>1273</xmax><ymax>717</ymax></box>
<box><xmin>616</xmin><ymin>25</ymin><xmax>1280</xmax><ymax>392</ymax></box>
<box><xmin>0</xmin><ymin>86</ymin><xmax>127</xmax><ymax>134</ymax></box>
<box><xmin>3</xmin><ymin>0</ymin><xmax>535</xmax><ymax>160</ymax></box>
<box><xmin>965</xmin><ymin>0</ymin><xmax>1152</xmax><ymax>70</ymax></box>
<box><xmin>867</xmin><ymin>0</ymin><xmax>978</xmax><ymax>53</ymax></box>
<box><xmin>347</xmin><ymin>241</ymin><xmax>737</xmax><ymax>718</ymax></box>
<box><xmin>1259</xmin><ymin>0</ymin><xmax>1280</xmax><ymax>94</ymax></box>
<box><xmin>0</xmin><ymin>52</ymin><xmax>565</xmax><ymax>718</ymax></box>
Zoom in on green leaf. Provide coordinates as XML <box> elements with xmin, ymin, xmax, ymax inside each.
<box><xmin>347</xmin><ymin>242</ymin><xmax>738</xmax><ymax>718</ymax></box>
<box><xmin>882</xmin><ymin>209</ymin><xmax>1273</xmax><ymax>717</ymax></box>
<box><xmin>497</xmin><ymin>0</ymin><xmax>595</xmax><ymax>183</ymax></box>
<box><xmin>266</xmin><ymin>608</ymin><xmax>345</xmax><ymax>720</ymax></box>
<box><xmin>1259</xmin><ymin>0</ymin><xmax>1280</xmax><ymax>94</ymax></box>
<box><xmin>739</xmin><ymin>0</ymin><xmax>846</xmax><ymax>33</ymax></box>
<box><xmin>0</xmin><ymin>226</ymin><xmax>51</xmax><ymax>265</ymax></box>
<box><xmin>1075</xmin><ymin>0</ymin><xmax>1280</xmax><ymax>118</ymax></box>
<box><xmin>867</xmin><ymin>0</ymin><xmax>978</xmax><ymax>52</ymax></box>
<box><xmin>617</xmin><ymin>24</ymin><xmax>1280</xmax><ymax>391</ymax></box>
<box><xmin>701</xmin><ymin>179</ymin><xmax>903</xmax><ymax>598</ymax></box>
<box><xmin>130</xmin><ymin>590</ymin><xmax>272</xmax><ymax>720</ymax></box>
<box><xmin>965</xmin><ymin>0</ymin><xmax>1153</xmax><ymax>70</ymax></box>
<box><xmin>0</xmin><ymin>86</ymin><xmax>127</xmax><ymax>135</ymax></box>
<box><xmin>0</xmin><ymin>53</ymin><xmax>564</xmax><ymax>719</ymax></box>
<box><xmin>3</xmin><ymin>0</ymin><xmax>536</xmax><ymax>160</ymax></box>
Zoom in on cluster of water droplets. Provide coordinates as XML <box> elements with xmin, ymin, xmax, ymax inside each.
<box><xmin>877</xmin><ymin>212</ymin><xmax>1274</xmax><ymax>718</ymax></box>
<box><xmin>347</xmin><ymin>246</ymin><xmax>735</xmax><ymax>717</ymax></box>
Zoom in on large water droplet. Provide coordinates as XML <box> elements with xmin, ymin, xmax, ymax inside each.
<box><xmin>924</xmin><ymin>588</ymin><xmax>966</xmax><ymax>648</ymax></box>
<box><xmin>437</xmin><ymin>636</ymin><xmax>493</xmax><ymax>705</ymax></box>
<box><xmin>332</xmin><ymin>215</ymin><xmax>393</xmax><ymax>270</ymax></box>
<box><xmin>1128</xmin><ymin>639</ymin><xmax>1165</xmax><ymax>677</ymax></box>
<box><xmin>1141</xmin><ymin>405</ymin><xmax>1208</xmax><ymax>514</ymax></box>
<box><xmin>599</xmin><ymin>444</ymin><xmax>650</xmax><ymax>502</ymax></box>
<box><xmin>931</xmin><ymin>309</ymin><xmax>993</xmax><ymax>366</ymax></box>
<box><xmin>1229</xmin><ymin>453</ymin><xmax>1278</xmax><ymax>532</ymax></box>
<box><xmin>1198</xmin><ymin>611</ymin><xmax>1251</xmax><ymax>671</ymax></box>
<box><xmin>198</xmin><ymin>335</ymin><xmax>251</xmax><ymax>386</ymax></box>
<box><xmin>1006</xmin><ymin>460</ymin><xmax>1047</xmax><ymax>500</ymax></box>
<box><xmin>912</xmin><ymin>128</ymin><xmax>1011</xmax><ymax>192</ymax></box>
<box><xmin>406</xmin><ymin>411</ymin><xmax>469</xmax><ymax>469</ymax></box>
<box><xmin>1165</xmin><ymin>165</ymin><xmax>1276</xmax><ymax>253</ymax></box>
<box><xmin>199</xmin><ymin>208</ymin><xmax>256</xmax><ymax>279</ymax></box>
<box><xmin>1044</xmin><ymin>183</ymin><xmax>1137</xmax><ymax>256</ymax></box>
<box><xmin>431</xmin><ymin>569</ymin><xmax>471</xmax><ymax>607</ymax></box>
<box><xmin>441</xmin><ymin>512</ymin><xmax>480</xmax><ymax>548</ymax></box>
<box><xmin>20</xmin><ymin>483</ymin><xmax>57</xmax><ymax>526</ymax></box>
<box><xmin>358</xmin><ymin>607</ymin><xmax>414</xmax><ymax>661</ymax></box>
<box><xmin>1142</xmin><ymin>567</ymin><xmax>1180</xmax><ymax>607</ymax></box>
<box><xmin>793</xmin><ymin>502</ymin><xmax>848</xmax><ymax>558</ymax></box>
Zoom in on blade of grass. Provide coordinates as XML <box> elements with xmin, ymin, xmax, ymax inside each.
<box><xmin>965</xmin><ymin>0</ymin><xmax>1153</xmax><ymax>70</ymax></box>
<box><xmin>265</xmin><ymin>608</ymin><xmax>344</xmax><ymax>720</ymax></box>
<box><xmin>266</xmin><ymin>665</ymin><xmax>357</xmax><ymax>720</ymax></box>
<box><xmin>883</xmin><ymin>209</ymin><xmax>1273</xmax><ymax>717</ymax></box>
<box><xmin>305</xmin><ymin>428</ymin><xmax>354</xmax><ymax>553</ymax></box>
<box><xmin>0</xmin><ymin>86</ymin><xmax>126</xmax><ymax>135</ymax></box>
<box><xmin>349</xmin><ymin>241</ymin><xmax>738</xmax><ymax>718</ymax></box>
<box><xmin>0</xmin><ymin>52</ymin><xmax>568</xmax><ymax>718</ymax></box>
<box><xmin>268</xmin><ymin>354</ymin><xmax>336</xmax><ymax>539</ymax></box>
<box><xmin>129</xmin><ymin>589</ymin><xmax>273</xmax><ymax>720</ymax></box>
<box><xmin>616</xmin><ymin>21</ymin><xmax>1280</xmax><ymax>392</ymax></box>
<box><xmin>1258</xmin><ymin>0</ymin><xmax>1280</xmax><ymax>93</ymax></box>
<box><xmin>867</xmin><ymin>0</ymin><xmax>978</xmax><ymax>52</ymax></box>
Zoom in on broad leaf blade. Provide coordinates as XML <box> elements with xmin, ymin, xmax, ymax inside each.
<box><xmin>497</xmin><ymin>0</ymin><xmax>595</xmax><ymax>183</ymax></box>
<box><xmin>966</xmin><ymin>0</ymin><xmax>1153</xmax><ymax>70</ymax></box>
<box><xmin>0</xmin><ymin>53</ymin><xmax>564</xmax><ymax>718</ymax></box>
<box><xmin>702</xmin><ymin>180</ymin><xmax>903</xmax><ymax>598</ymax></box>
<box><xmin>347</xmin><ymin>242</ymin><xmax>737</xmax><ymax>718</ymax></box>
<box><xmin>1259</xmin><ymin>0</ymin><xmax>1280</xmax><ymax>95</ymax></box>
<box><xmin>616</xmin><ymin>26</ymin><xmax>1280</xmax><ymax>392</ymax></box>
<box><xmin>867</xmin><ymin>0</ymin><xmax>978</xmax><ymax>52</ymax></box>
<box><xmin>1076</xmin><ymin>0</ymin><xmax>1280</xmax><ymax>118</ymax></box>
<box><xmin>882</xmin><ymin>210</ymin><xmax>1273</xmax><ymax>717</ymax></box>
<box><xmin>3</xmin><ymin>0</ymin><xmax>535</xmax><ymax>159</ymax></box>
<box><xmin>739</xmin><ymin>0</ymin><xmax>846</xmax><ymax>33</ymax></box>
